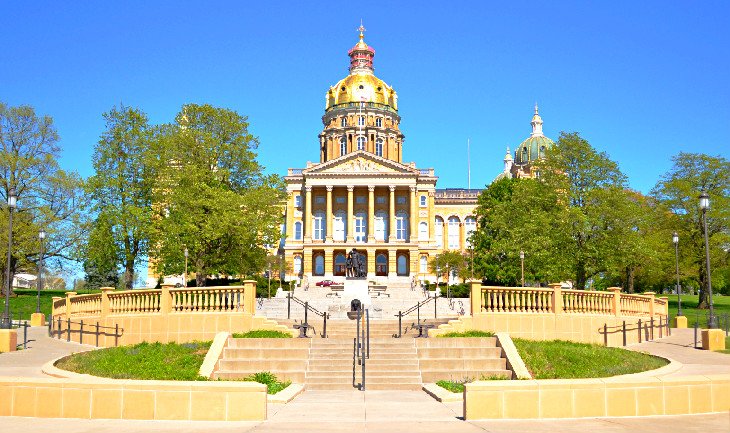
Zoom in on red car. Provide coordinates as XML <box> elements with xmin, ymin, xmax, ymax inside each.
<box><xmin>316</xmin><ymin>280</ymin><xmax>339</xmax><ymax>287</ymax></box>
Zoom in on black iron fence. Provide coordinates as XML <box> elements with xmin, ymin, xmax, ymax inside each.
<box><xmin>689</xmin><ymin>311</ymin><xmax>730</xmax><ymax>349</ymax></box>
<box><xmin>601</xmin><ymin>316</ymin><xmax>671</xmax><ymax>346</ymax></box>
<box><xmin>286</xmin><ymin>293</ymin><xmax>328</xmax><ymax>338</ymax></box>
<box><xmin>10</xmin><ymin>319</ymin><xmax>30</xmax><ymax>350</ymax></box>
<box><xmin>394</xmin><ymin>295</ymin><xmax>438</xmax><ymax>338</ymax></box>
<box><xmin>48</xmin><ymin>316</ymin><xmax>124</xmax><ymax>347</ymax></box>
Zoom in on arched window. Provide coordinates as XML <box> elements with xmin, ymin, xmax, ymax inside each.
<box><xmin>375</xmin><ymin>138</ymin><xmax>383</xmax><ymax>157</ymax></box>
<box><xmin>294</xmin><ymin>221</ymin><xmax>302</xmax><ymax>240</ymax></box>
<box><xmin>420</xmin><ymin>195</ymin><xmax>427</xmax><ymax>207</ymax></box>
<box><xmin>341</xmin><ymin>117</ymin><xmax>347</xmax><ymax>127</ymax></box>
<box><xmin>448</xmin><ymin>216</ymin><xmax>460</xmax><ymax>249</ymax></box>
<box><xmin>333</xmin><ymin>211</ymin><xmax>346</xmax><ymax>242</ymax></box>
<box><xmin>435</xmin><ymin>217</ymin><xmax>444</xmax><ymax>248</ymax></box>
<box><xmin>419</xmin><ymin>221</ymin><xmax>428</xmax><ymax>241</ymax></box>
<box><xmin>375</xmin><ymin>118</ymin><xmax>382</xmax><ymax>127</ymax></box>
<box><xmin>375</xmin><ymin>211</ymin><xmax>387</xmax><ymax>241</ymax></box>
<box><xmin>358</xmin><ymin>116</ymin><xmax>365</xmax><ymax>126</ymax></box>
<box><xmin>464</xmin><ymin>216</ymin><xmax>476</xmax><ymax>248</ymax></box>
<box><xmin>314</xmin><ymin>255</ymin><xmax>324</xmax><ymax>276</ymax></box>
<box><xmin>522</xmin><ymin>147</ymin><xmax>528</xmax><ymax>161</ymax></box>
<box><xmin>340</xmin><ymin>137</ymin><xmax>347</xmax><ymax>156</ymax></box>
<box><xmin>354</xmin><ymin>212</ymin><xmax>367</xmax><ymax>242</ymax></box>
<box><xmin>376</xmin><ymin>253</ymin><xmax>388</xmax><ymax>276</ymax></box>
<box><xmin>357</xmin><ymin>136</ymin><xmax>366</xmax><ymax>151</ymax></box>
<box><xmin>334</xmin><ymin>253</ymin><xmax>346</xmax><ymax>276</ymax></box>
<box><xmin>293</xmin><ymin>256</ymin><xmax>302</xmax><ymax>275</ymax></box>
<box><xmin>396</xmin><ymin>212</ymin><xmax>408</xmax><ymax>241</ymax></box>
<box><xmin>397</xmin><ymin>255</ymin><xmax>408</xmax><ymax>276</ymax></box>
<box><xmin>313</xmin><ymin>212</ymin><xmax>325</xmax><ymax>241</ymax></box>
<box><xmin>539</xmin><ymin>146</ymin><xmax>546</xmax><ymax>159</ymax></box>
<box><xmin>420</xmin><ymin>256</ymin><xmax>428</xmax><ymax>273</ymax></box>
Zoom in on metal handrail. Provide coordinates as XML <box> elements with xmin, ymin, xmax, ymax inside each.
<box><xmin>394</xmin><ymin>295</ymin><xmax>438</xmax><ymax>338</ymax></box>
<box><xmin>286</xmin><ymin>293</ymin><xmax>328</xmax><ymax>338</ymax></box>
<box><xmin>50</xmin><ymin>316</ymin><xmax>124</xmax><ymax>347</ymax></box>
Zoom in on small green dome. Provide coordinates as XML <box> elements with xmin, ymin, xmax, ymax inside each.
<box><xmin>514</xmin><ymin>135</ymin><xmax>554</xmax><ymax>165</ymax></box>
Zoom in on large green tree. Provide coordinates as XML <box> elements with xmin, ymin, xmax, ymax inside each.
<box><xmin>651</xmin><ymin>152</ymin><xmax>730</xmax><ymax>308</ymax></box>
<box><xmin>149</xmin><ymin>104</ymin><xmax>285</xmax><ymax>286</ymax></box>
<box><xmin>0</xmin><ymin>102</ymin><xmax>85</xmax><ymax>295</ymax></box>
<box><xmin>85</xmin><ymin>105</ymin><xmax>154</xmax><ymax>289</ymax></box>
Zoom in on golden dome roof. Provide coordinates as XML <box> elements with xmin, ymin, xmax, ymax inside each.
<box><xmin>325</xmin><ymin>26</ymin><xmax>398</xmax><ymax>112</ymax></box>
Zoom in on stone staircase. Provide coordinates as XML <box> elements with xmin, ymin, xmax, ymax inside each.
<box><xmin>415</xmin><ymin>337</ymin><xmax>512</xmax><ymax>382</ymax></box>
<box><xmin>211</xmin><ymin>338</ymin><xmax>310</xmax><ymax>383</ymax></box>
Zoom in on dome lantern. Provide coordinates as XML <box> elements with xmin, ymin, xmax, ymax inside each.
<box><xmin>514</xmin><ymin>104</ymin><xmax>554</xmax><ymax>166</ymax></box>
<box><xmin>348</xmin><ymin>23</ymin><xmax>376</xmax><ymax>74</ymax></box>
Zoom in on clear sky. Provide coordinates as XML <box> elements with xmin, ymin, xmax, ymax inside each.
<box><xmin>2</xmin><ymin>1</ymin><xmax>728</xmax><ymax>196</ymax></box>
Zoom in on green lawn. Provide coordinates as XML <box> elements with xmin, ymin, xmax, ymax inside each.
<box><xmin>232</xmin><ymin>330</ymin><xmax>292</xmax><ymax>338</ymax></box>
<box><xmin>437</xmin><ymin>330</ymin><xmax>495</xmax><ymax>338</ymax></box>
<box><xmin>666</xmin><ymin>294</ymin><xmax>730</xmax><ymax>329</ymax></box>
<box><xmin>0</xmin><ymin>289</ymin><xmax>102</xmax><ymax>322</ymax></box>
<box><xmin>718</xmin><ymin>336</ymin><xmax>730</xmax><ymax>355</ymax></box>
<box><xmin>513</xmin><ymin>339</ymin><xmax>668</xmax><ymax>379</ymax></box>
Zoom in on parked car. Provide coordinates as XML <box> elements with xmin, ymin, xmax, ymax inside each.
<box><xmin>315</xmin><ymin>280</ymin><xmax>339</xmax><ymax>287</ymax></box>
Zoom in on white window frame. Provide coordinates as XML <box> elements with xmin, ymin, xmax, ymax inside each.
<box><xmin>375</xmin><ymin>211</ymin><xmax>387</xmax><ymax>241</ymax></box>
<box><xmin>396</xmin><ymin>212</ymin><xmax>408</xmax><ymax>241</ymax></box>
<box><xmin>435</xmin><ymin>217</ymin><xmax>444</xmax><ymax>248</ymax></box>
<box><xmin>375</xmin><ymin>138</ymin><xmax>383</xmax><ymax>157</ymax></box>
<box><xmin>375</xmin><ymin>117</ymin><xmax>382</xmax><ymax>127</ymax></box>
<box><xmin>313</xmin><ymin>212</ymin><xmax>326</xmax><ymax>241</ymax></box>
<box><xmin>420</xmin><ymin>195</ymin><xmax>427</xmax><ymax>207</ymax></box>
<box><xmin>340</xmin><ymin>137</ymin><xmax>347</xmax><ymax>156</ymax></box>
<box><xmin>294</xmin><ymin>195</ymin><xmax>302</xmax><ymax>208</ymax></box>
<box><xmin>294</xmin><ymin>221</ymin><xmax>302</xmax><ymax>240</ymax></box>
<box><xmin>419</xmin><ymin>221</ymin><xmax>428</xmax><ymax>241</ymax></box>
<box><xmin>293</xmin><ymin>256</ymin><xmax>302</xmax><ymax>274</ymax></box>
<box><xmin>358</xmin><ymin>116</ymin><xmax>365</xmax><ymax>126</ymax></box>
<box><xmin>357</xmin><ymin>136</ymin><xmax>366</xmax><ymax>151</ymax></box>
<box><xmin>341</xmin><ymin>117</ymin><xmax>347</xmax><ymax>127</ymax></box>
<box><xmin>333</xmin><ymin>211</ymin><xmax>346</xmax><ymax>242</ymax></box>
<box><xmin>448</xmin><ymin>216</ymin><xmax>460</xmax><ymax>249</ymax></box>
<box><xmin>420</xmin><ymin>256</ymin><xmax>428</xmax><ymax>273</ymax></box>
<box><xmin>354</xmin><ymin>212</ymin><xmax>367</xmax><ymax>242</ymax></box>
<box><xmin>464</xmin><ymin>216</ymin><xmax>476</xmax><ymax>248</ymax></box>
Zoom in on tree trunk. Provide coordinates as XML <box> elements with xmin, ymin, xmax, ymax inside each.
<box><xmin>124</xmin><ymin>259</ymin><xmax>135</xmax><ymax>290</ymax></box>
<box><xmin>575</xmin><ymin>260</ymin><xmax>587</xmax><ymax>290</ymax></box>
<box><xmin>697</xmin><ymin>262</ymin><xmax>709</xmax><ymax>309</ymax></box>
<box><xmin>624</xmin><ymin>266</ymin><xmax>635</xmax><ymax>294</ymax></box>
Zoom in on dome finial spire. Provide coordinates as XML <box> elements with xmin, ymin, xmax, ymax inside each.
<box><xmin>357</xmin><ymin>20</ymin><xmax>366</xmax><ymax>41</ymax></box>
<box><xmin>534</xmin><ymin>102</ymin><xmax>539</xmax><ymax>115</ymax></box>
<box><xmin>530</xmin><ymin>103</ymin><xmax>544</xmax><ymax>137</ymax></box>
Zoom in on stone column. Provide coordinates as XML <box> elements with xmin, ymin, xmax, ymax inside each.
<box><xmin>368</xmin><ymin>186</ymin><xmax>375</xmax><ymax>242</ymax></box>
<box><xmin>409</xmin><ymin>186</ymin><xmax>417</xmax><ymax>243</ymax></box>
<box><xmin>367</xmin><ymin>247</ymin><xmax>376</xmax><ymax>279</ymax></box>
<box><xmin>347</xmin><ymin>185</ymin><xmax>354</xmax><ymax>242</ymax></box>
<box><xmin>389</xmin><ymin>186</ymin><xmax>396</xmax><ymax>242</ymax></box>
<box><xmin>242</xmin><ymin>280</ymin><xmax>256</xmax><ymax>315</ymax></box>
<box><xmin>645</xmin><ymin>292</ymin><xmax>656</xmax><ymax>317</ymax></box>
<box><xmin>326</xmin><ymin>186</ymin><xmax>333</xmax><ymax>243</ymax></box>
<box><xmin>470</xmin><ymin>280</ymin><xmax>482</xmax><ymax>316</ymax></box>
<box><xmin>608</xmin><ymin>287</ymin><xmax>621</xmax><ymax>317</ymax></box>
<box><xmin>100</xmin><ymin>287</ymin><xmax>115</xmax><ymax>319</ymax></box>
<box><xmin>549</xmin><ymin>283</ymin><xmax>562</xmax><ymax>315</ymax></box>
<box><xmin>324</xmin><ymin>249</ymin><xmax>333</xmax><ymax>278</ymax></box>
<box><xmin>303</xmin><ymin>186</ymin><xmax>312</xmax><ymax>242</ymax></box>
<box><xmin>388</xmin><ymin>248</ymin><xmax>397</xmax><ymax>278</ymax></box>
<box><xmin>65</xmin><ymin>292</ymin><xmax>76</xmax><ymax>320</ymax></box>
<box><xmin>428</xmin><ymin>191</ymin><xmax>435</xmax><ymax>244</ymax></box>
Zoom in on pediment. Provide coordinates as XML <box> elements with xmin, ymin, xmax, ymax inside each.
<box><xmin>304</xmin><ymin>151</ymin><xmax>419</xmax><ymax>175</ymax></box>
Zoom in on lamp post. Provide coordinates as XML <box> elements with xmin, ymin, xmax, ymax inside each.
<box><xmin>1</xmin><ymin>188</ymin><xmax>17</xmax><ymax>329</ymax></box>
<box><xmin>36</xmin><ymin>229</ymin><xmax>46</xmax><ymax>315</ymax></box>
<box><xmin>699</xmin><ymin>192</ymin><xmax>716</xmax><ymax>329</ymax></box>
<box><xmin>672</xmin><ymin>232</ymin><xmax>682</xmax><ymax>316</ymax></box>
<box><xmin>519</xmin><ymin>250</ymin><xmax>525</xmax><ymax>287</ymax></box>
<box><xmin>183</xmin><ymin>247</ymin><xmax>188</xmax><ymax>288</ymax></box>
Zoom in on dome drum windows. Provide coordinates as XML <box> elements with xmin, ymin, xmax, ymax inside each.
<box><xmin>357</xmin><ymin>136</ymin><xmax>366</xmax><ymax>151</ymax></box>
<box><xmin>375</xmin><ymin>138</ymin><xmax>383</xmax><ymax>157</ymax></box>
<box><xmin>340</xmin><ymin>137</ymin><xmax>347</xmax><ymax>156</ymax></box>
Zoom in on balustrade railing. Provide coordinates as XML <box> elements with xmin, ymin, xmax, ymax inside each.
<box><xmin>52</xmin><ymin>283</ymin><xmax>257</xmax><ymax>320</ymax></box>
<box><xmin>474</xmin><ymin>284</ymin><xmax>666</xmax><ymax>318</ymax></box>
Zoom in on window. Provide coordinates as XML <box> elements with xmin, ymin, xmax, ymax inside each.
<box><xmin>335</xmin><ymin>196</ymin><xmax>346</xmax><ymax>204</ymax></box>
<box><xmin>294</xmin><ymin>221</ymin><xmax>302</xmax><ymax>240</ymax></box>
<box><xmin>355</xmin><ymin>196</ymin><xmax>366</xmax><ymax>204</ymax></box>
<box><xmin>340</xmin><ymin>137</ymin><xmax>347</xmax><ymax>156</ymax></box>
<box><xmin>375</xmin><ymin>211</ymin><xmax>387</xmax><ymax>241</ymax></box>
<box><xmin>395</xmin><ymin>212</ymin><xmax>408</xmax><ymax>241</ymax></box>
<box><xmin>314</xmin><ymin>255</ymin><xmax>324</xmax><ymax>276</ymax></box>
<box><xmin>357</xmin><ymin>136</ymin><xmax>366</xmax><ymax>150</ymax></box>
<box><xmin>294</xmin><ymin>195</ymin><xmax>301</xmax><ymax>208</ymax></box>
<box><xmin>419</xmin><ymin>221</ymin><xmax>428</xmax><ymax>241</ymax></box>
<box><xmin>420</xmin><ymin>256</ymin><xmax>428</xmax><ymax>273</ymax></box>
<box><xmin>376</xmin><ymin>254</ymin><xmax>388</xmax><ymax>276</ymax></box>
<box><xmin>354</xmin><ymin>212</ymin><xmax>367</xmax><ymax>242</ymax></box>
<box><xmin>464</xmin><ymin>216</ymin><xmax>476</xmax><ymax>248</ymax></box>
<box><xmin>315</xmin><ymin>196</ymin><xmax>325</xmax><ymax>204</ymax></box>
<box><xmin>539</xmin><ymin>146</ymin><xmax>546</xmax><ymax>159</ymax></box>
<box><xmin>358</xmin><ymin>116</ymin><xmax>365</xmax><ymax>126</ymax></box>
<box><xmin>333</xmin><ymin>211</ymin><xmax>346</xmax><ymax>242</ymax></box>
<box><xmin>396</xmin><ymin>196</ymin><xmax>406</xmax><ymax>205</ymax></box>
<box><xmin>448</xmin><ymin>216</ymin><xmax>460</xmax><ymax>249</ymax></box>
<box><xmin>375</xmin><ymin>118</ymin><xmax>382</xmax><ymax>128</ymax></box>
<box><xmin>313</xmin><ymin>212</ymin><xmax>326</xmax><ymax>240</ymax></box>
<box><xmin>435</xmin><ymin>217</ymin><xmax>444</xmax><ymax>248</ymax></box>
<box><xmin>420</xmin><ymin>195</ymin><xmax>427</xmax><ymax>207</ymax></box>
<box><xmin>376</xmin><ymin>196</ymin><xmax>386</xmax><ymax>204</ymax></box>
<box><xmin>293</xmin><ymin>256</ymin><xmax>302</xmax><ymax>275</ymax></box>
<box><xmin>334</xmin><ymin>253</ymin><xmax>346</xmax><ymax>276</ymax></box>
<box><xmin>375</xmin><ymin>138</ymin><xmax>383</xmax><ymax>157</ymax></box>
<box><xmin>341</xmin><ymin>117</ymin><xmax>347</xmax><ymax>127</ymax></box>
<box><xmin>397</xmin><ymin>255</ymin><xmax>408</xmax><ymax>276</ymax></box>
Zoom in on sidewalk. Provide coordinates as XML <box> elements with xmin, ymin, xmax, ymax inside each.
<box><xmin>0</xmin><ymin>326</ymin><xmax>94</xmax><ymax>377</ymax></box>
<box><xmin>627</xmin><ymin>328</ymin><xmax>730</xmax><ymax>376</ymax></box>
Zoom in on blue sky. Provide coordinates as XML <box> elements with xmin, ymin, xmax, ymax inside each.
<box><xmin>2</xmin><ymin>1</ymin><xmax>728</xmax><ymax>196</ymax></box>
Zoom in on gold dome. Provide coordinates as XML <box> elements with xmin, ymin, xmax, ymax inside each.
<box><xmin>326</xmin><ymin>73</ymin><xmax>398</xmax><ymax>111</ymax></box>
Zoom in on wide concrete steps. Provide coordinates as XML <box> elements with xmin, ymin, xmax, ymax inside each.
<box><xmin>211</xmin><ymin>337</ymin><xmax>311</xmax><ymax>383</ymax></box>
<box><xmin>415</xmin><ymin>337</ymin><xmax>513</xmax><ymax>384</ymax></box>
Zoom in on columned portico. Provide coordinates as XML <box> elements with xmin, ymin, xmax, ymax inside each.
<box><xmin>389</xmin><ymin>186</ymin><xmax>396</xmax><ymax>243</ymax></box>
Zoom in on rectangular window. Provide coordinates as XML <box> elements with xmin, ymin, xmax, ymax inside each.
<box><xmin>294</xmin><ymin>195</ymin><xmax>301</xmax><ymax>207</ymax></box>
<box><xmin>315</xmin><ymin>196</ymin><xmax>325</xmax><ymax>204</ymax></box>
<box><xmin>376</xmin><ymin>196</ymin><xmax>386</xmax><ymax>204</ymax></box>
<box><xmin>335</xmin><ymin>196</ymin><xmax>346</xmax><ymax>204</ymax></box>
<box><xmin>396</xmin><ymin>196</ymin><xmax>407</xmax><ymax>205</ymax></box>
<box><xmin>355</xmin><ymin>196</ymin><xmax>366</xmax><ymax>204</ymax></box>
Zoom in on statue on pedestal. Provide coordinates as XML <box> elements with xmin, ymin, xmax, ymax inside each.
<box><xmin>346</xmin><ymin>248</ymin><xmax>365</xmax><ymax>278</ymax></box>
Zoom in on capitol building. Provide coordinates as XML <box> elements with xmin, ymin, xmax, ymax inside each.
<box><xmin>280</xmin><ymin>27</ymin><xmax>554</xmax><ymax>286</ymax></box>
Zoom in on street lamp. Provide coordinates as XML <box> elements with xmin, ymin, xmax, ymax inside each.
<box><xmin>672</xmin><ymin>232</ymin><xmax>682</xmax><ymax>316</ymax></box>
<box><xmin>36</xmin><ymin>229</ymin><xmax>46</xmax><ymax>315</ymax></box>
<box><xmin>519</xmin><ymin>250</ymin><xmax>525</xmax><ymax>287</ymax></box>
<box><xmin>1</xmin><ymin>188</ymin><xmax>17</xmax><ymax>329</ymax></box>
<box><xmin>183</xmin><ymin>247</ymin><xmax>188</xmax><ymax>288</ymax></box>
<box><xmin>699</xmin><ymin>192</ymin><xmax>716</xmax><ymax>328</ymax></box>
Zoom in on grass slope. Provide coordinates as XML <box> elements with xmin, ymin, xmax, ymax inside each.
<box><xmin>513</xmin><ymin>339</ymin><xmax>668</xmax><ymax>379</ymax></box>
<box><xmin>2</xmin><ymin>289</ymin><xmax>100</xmax><ymax>321</ymax></box>
<box><xmin>437</xmin><ymin>330</ymin><xmax>495</xmax><ymax>338</ymax></box>
<box><xmin>667</xmin><ymin>294</ymin><xmax>730</xmax><ymax>329</ymax></box>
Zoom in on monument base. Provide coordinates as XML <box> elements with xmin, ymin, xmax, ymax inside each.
<box><xmin>702</xmin><ymin>328</ymin><xmax>726</xmax><ymax>351</ymax></box>
<box><xmin>672</xmin><ymin>315</ymin><xmax>687</xmax><ymax>329</ymax></box>
<box><xmin>0</xmin><ymin>328</ymin><xmax>18</xmax><ymax>353</ymax></box>
<box><xmin>31</xmin><ymin>312</ymin><xmax>46</xmax><ymax>327</ymax></box>
<box><xmin>342</xmin><ymin>278</ymin><xmax>372</xmax><ymax>307</ymax></box>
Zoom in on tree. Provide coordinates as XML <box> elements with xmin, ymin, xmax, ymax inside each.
<box><xmin>0</xmin><ymin>102</ymin><xmax>86</xmax><ymax>295</ymax></box>
<box><xmin>82</xmin><ymin>213</ymin><xmax>120</xmax><ymax>290</ymax></box>
<box><xmin>429</xmin><ymin>251</ymin><xmax>469</xmax><ymax>283</ymax></box>
<box><xmin>651</xmin><ymin>152</ymin><xmax>730</xmax><ymax>308</ymax></box>
<box><xmin>85</xmin><ymin>105</ymin><xmax>154</xmax><ymax>289</ymax></box>
<box><xmin>149</xmin><ymin>104</ymin><xmax>285</xmax><ymax>286</ymax></box>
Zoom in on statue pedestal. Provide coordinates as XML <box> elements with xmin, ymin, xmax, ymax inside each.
<box><xmin>342</xmin><ymin>278</ymin><xmax>372</xmax><ymax>307</ymax></box>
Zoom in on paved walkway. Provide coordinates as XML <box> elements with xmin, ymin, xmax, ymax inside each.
<box><xmin>0</xmin><ymin>326</ymin><xmax>94</xmax><ymax>377</ymax></box>
<box><xmin>1</xmin><ymin>326</ymin><xmax>729</xmax><ymax>432</ymax></box>
<box><xmin>627</xmin><ymin>328</ymin><xmax>730</xmax><ymax>376</ymax></box>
